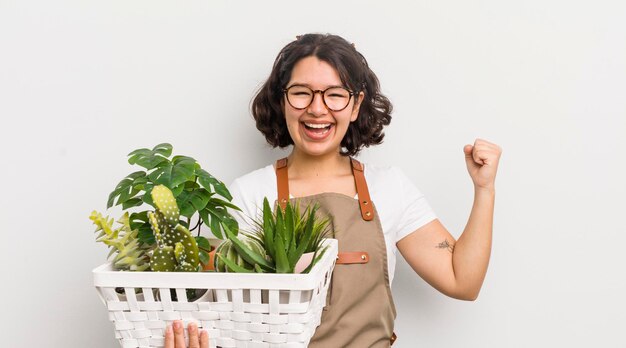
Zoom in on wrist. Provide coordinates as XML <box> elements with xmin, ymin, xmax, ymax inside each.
<box><xmin>474</xmin><ymin>185</ymin><xmax>495</xmax><ymax>196</ymax></box>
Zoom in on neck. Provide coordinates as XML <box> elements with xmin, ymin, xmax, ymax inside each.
<box><xmin>287</xmin><ymin>148</ymin><xmax>352</xmax><ymax>180</ymax></box>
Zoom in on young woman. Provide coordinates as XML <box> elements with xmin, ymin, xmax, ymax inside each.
<box><xmin>166</xmin><ymin>33</ymin><xmax>502</xmax><ymax>348</ymax></box>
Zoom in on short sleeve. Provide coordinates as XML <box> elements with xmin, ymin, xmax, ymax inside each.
<box><xmin>227</xmin><ymin>178</ymin><xmax>258</xmax><ymax>234</ymax></box>
<box><xmin>393</xmin><ymin>167</ymin><xmax>437</xmax><ymax>242</ymax></box>
<box><xmin>226</xmin><ymin>164</ymin><xmax>277</xmax><ymax>234</ymax></box>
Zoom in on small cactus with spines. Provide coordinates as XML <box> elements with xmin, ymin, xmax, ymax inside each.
<box><xmin>148</xmin><ymin>185</ymin><xmax>200</xmax><ymax>272</ymax></box>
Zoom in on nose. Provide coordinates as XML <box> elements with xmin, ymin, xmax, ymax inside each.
<box><xmin>307</xmin><ymin>91</ymin><xmax>328</xmax><ymax>116</ymax></box>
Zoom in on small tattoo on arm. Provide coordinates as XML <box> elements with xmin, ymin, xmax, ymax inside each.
<box><xmin>436</xmin><ymin>239</ymin><xmax>455</xmax><ymax>253</ymax></box>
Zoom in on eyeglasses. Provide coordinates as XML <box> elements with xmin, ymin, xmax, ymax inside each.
<box><xmin>283</xmin><ymin>85</ymin><xmax>354</xmax><ymax>112</ymax></box>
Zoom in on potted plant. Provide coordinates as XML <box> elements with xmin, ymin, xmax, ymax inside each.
<box><xmin>214</xmin><ymin>197</ymin><xmax>331</xmax><ymax>274</ymax></box>
<box><xmin>97</xmin><ymin>143</ymin><xmax>240</xmax><ymax>269</ymax></box>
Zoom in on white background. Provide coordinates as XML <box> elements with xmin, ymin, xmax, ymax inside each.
<box><xmin>1</xmin><ymin>1</ymin><xmax>624</xmax><ymax>347</ymax></box>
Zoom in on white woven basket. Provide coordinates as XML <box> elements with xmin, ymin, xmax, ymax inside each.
<box><xmin>93</xmin><ymin>239</ymin><xmax>338</xmax><ymax>348</ymax></box>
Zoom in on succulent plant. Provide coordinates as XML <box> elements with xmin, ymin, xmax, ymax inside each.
<box><xmin>147</xmin><ymin>185</ymin><xmax>200</xmax><ymax>272</ymax></box>
<box><xmin>214</xmin><ymin>237</ymin><xmax>267</xmax><ymax>273</ymax></box>
<box><xmin>89</xmin><ymin>211</ymin><xmax>152</xmax><ymax>271</ymax></box>
<box><xmin>215</xmin><ymin>197</ymin><xmax>331</xmax><ymax>273</ymax></box>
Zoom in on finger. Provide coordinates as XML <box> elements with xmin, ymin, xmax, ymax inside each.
<box><xmin>474</xmin><ymin>138</ymin><xmax>502</xmax><ymax>153</ymax></box>
<box><xmin>475</xmin><ymin>151</ymin><xmax>489</xmax><ymax>165</ymax></box>
<box><xmin>469</xmin><ymin>145</ymin><xmax>486</xmax><ymax>165</ymax></box>
<box><xmin>188</xmin><ymin>322</ymin><xmax>199</xmax><ymax>348</ymax></box>
<box><xmin>200</xmin><ymin>329</ymin><xmax>209</xmax><ymax>348</ymax></box>
<box><xmin>173</xmin><ymin>320</ymin><xmax>186</xmax><ymax>348</ymax></box>
<box><xmin>478</xmin><ymin>147</ymin><xmax>500</xmax><ymax>164</ymax></box>
<box><xmin>474</xmin><ymin>138</ymin><xmax>496</xmax><ymax>147</ymax></box>
<box><xmin>464</xmin><ymin>145</ymin><xmax>480</xmax><ymax>166</ymax></box>
<box><xmin>164</xmin><ymin>324</ymin><xmax>174</xmax><ymax>348</ymax></box>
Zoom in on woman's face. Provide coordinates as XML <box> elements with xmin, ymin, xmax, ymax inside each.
<box><xmin>283</xmin><ymin>56</ymin><xmax>362</xmax><ymax>158</ymax></box>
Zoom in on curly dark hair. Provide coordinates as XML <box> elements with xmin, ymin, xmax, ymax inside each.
<box><xmin>251</xmin><ymin>33</ymin><xmax>393</xmax><ymax>157</ymax></box>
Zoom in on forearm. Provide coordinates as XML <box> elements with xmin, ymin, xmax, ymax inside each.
<box><xmin>451</xmin><ymin>187</ymin><xmax>495</xmax><ymax>300</ymax></box>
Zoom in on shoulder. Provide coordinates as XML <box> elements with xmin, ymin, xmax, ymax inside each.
<box><xmin>362</xmin><ymin>163</ymin><xmax>423</xmax><ymax>209</ymax></box>
<box><xmin>362</xmin><ymin>162</ymin><xmax>428</xmax><ymax>207</ymax></box>
<box><xmin>228</xmin><ymin>164</ymin><xmax>276</xmax><ymax>225</ymax></box>
<box><xmin>362</xmin><ymin>162</ymin><xmax>436</xmax><ymax>234</ymax></box>
<box><xmin>363</xmin><ymin>163</ymin><xmax>409</xmax><ymax>194</ymax></box>
<box><xmin>230</xmin><ymin>163</ymin><xmax>275</xmax><ymax>193</ymax></box>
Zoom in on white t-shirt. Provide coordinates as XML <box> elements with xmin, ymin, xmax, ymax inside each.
<box><xmin>227</xmin><ymin>163</ymin><xmax>437</xmax><ymax>284</ymax></box>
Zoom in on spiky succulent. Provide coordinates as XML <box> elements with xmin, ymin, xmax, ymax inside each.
<box><xmin>89</xmin><ymin>211</ymin><xmax>152</xmax><ymax>271</ymax></box>
<box><xmin>216</xmin><ymin>197</ymin><xmax>330</xmax><ymax>273</ymax></box>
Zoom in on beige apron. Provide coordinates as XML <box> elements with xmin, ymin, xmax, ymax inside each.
<box><xmin>275</xmin><ymin>158</ymin><xmax>397</xmax><ymax>347</ymax></box>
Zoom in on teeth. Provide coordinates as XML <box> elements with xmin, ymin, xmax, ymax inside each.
<box><xmin>304</xmin><ymin>123</ymin><xmax>331</xmax><ymax>129</ymax></box>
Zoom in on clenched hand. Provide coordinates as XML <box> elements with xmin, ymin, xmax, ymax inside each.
<box><xmin>463</xmin><ymin>138</ymin><xmax>502</xmax><ymax>191</ymax></box>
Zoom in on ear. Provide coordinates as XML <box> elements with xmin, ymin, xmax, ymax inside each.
<box><xmin>350</xmin><ymin>91</ymin><xmax>365</xmax><ymax>122</ymax></box>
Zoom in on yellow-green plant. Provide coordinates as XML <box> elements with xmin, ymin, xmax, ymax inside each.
<box><xmin>89</xmin><ymin>211</ymin><xmax>152</xmax><ymax>271</ymax></box>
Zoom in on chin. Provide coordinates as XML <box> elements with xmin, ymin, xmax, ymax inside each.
<box><xmin>297</xmin><ymin>143</ymin><xmax>339</xmax><ymax>157</ymax></box>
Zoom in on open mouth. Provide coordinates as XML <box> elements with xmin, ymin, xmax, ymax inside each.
<box><xmin>302</xmin><ymin>122</ymin><xmax>333</xmax><ymax>139</ymax></box>
<box><xmin>304</xmin><ymin>122</ymin><xmax>331</xmax><ymax>131</ymax></box>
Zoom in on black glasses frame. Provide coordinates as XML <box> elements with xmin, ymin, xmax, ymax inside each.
<box><xmin>283</xmin><ymin>85</ymin><xmax>355</xmax><ymax>112</ymax></box>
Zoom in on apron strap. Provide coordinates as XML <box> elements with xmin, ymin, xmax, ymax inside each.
<box><xmin>350</xmin><ymin>158</ymin><xmax>374</xmax><ymax>221</ymax></box>
<box><xmin>275</xmin><ymin>157</ymin><xmax>374</xmax><ymax>221</ymax></box>
<box><xmin>276</xmin><ymin>157</ymin><xmax>289</xmax><ymax>210</ymax></box>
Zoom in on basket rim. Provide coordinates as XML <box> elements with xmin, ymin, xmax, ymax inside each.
<box><xmin>93</xmin><ymin>239</ymin><xmax>338</xmax><ymax>290</ymax></box>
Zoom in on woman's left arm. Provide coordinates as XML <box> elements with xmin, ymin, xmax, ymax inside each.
<box><xmin>397</xmin><ymin>138</ymin><xmax>502</xmax><ymax>301</ymax></box>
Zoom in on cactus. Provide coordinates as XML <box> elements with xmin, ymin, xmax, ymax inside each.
<box><xmin>147</xmin><ymin>185</ymin><xmax>200</xmax><ymax>272</ymax></box>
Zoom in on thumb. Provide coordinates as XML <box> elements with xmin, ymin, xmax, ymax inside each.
<box><xmin>464</xmin><ymin>145</ymin><xmax>477</xmax><ymax>166</ymax></box>
<box><xmin>463</xmin><ymin>144</ymin><xmax>473</xmax><ymax>158</ymax></box>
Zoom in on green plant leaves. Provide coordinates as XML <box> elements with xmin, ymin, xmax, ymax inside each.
<box><xmin>262</xmin><ymin>198</ymin><xmax>275</xmax><ymax>259</ymax></box>
<box><xmin>199</xmin><ymin>202</ymin><xmax>238</xmax><ymax>240</ymax></box>
<box><xmin>195</xmin><ymin>236</ymin><xmax>211</xmax><ymax>250</ymax></box>
<box><xmin>148</xmin><ymin>156</ymin><xmax>195</xmax><ymax>188</ymax></box>
<box><xmin>302</xmin><ymin>245</ymin><xmax>328</xmax><ymax>274</ymax></box>
<box><xmin>216</xmin><ymin>254</ymin><xmax>254</xmax><ymax>273</ymax></box>
<box><xmin>290</xmin><ymin>205</ymin><xmax>317</xmax><ymax>267</ymax></box>
<box><xmin>197</xmin><ymin>168</ymin><xmax>232</xmax><ymax>201</ymax></box>
<box><xmin>107</xmin><ymin>171</ymin><xmax>146</xmax><ymax>208</ymax></box>
<box><xmin>127</xmin><ymin>143</ymin><xmax>172</xmax><ymax>170</ymax></box>
<box><xmin>223</xmin><ymin>224</ymin><xmax>274</xmax><ymax>272</ymax></box>
<box><xmin>103</xmin><ymin>142</ymin><xmax>241</xmax><ymax>267</ymax></box>
<box><xmin>122</xmin><ymin>198</ymin><xmax>143</xmax><ymax>210</ymax></box>
<box><xmin>195</xmin><ymin>236</ymin><xmax>211</xmax><ymax>266</ymax></box>
<box><xmin>177</xmin><ymin>189</ymin><xmax>212</xmax><ymax>218</ymax></box>
<box><xmin>129</xmin><ymin>211</ymin><xmax>155</xmax><ymax>245</ymax></box>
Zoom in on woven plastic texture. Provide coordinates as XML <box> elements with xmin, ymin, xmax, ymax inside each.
<box><xmin>93</xmin><ymin>239</ymin><xmax>338</xmax><ymax>348</ymax></box>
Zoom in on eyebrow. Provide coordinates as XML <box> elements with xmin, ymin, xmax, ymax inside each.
<box><xmin>286</xmin><ymin>82</ymin><xmax>346</xmax><ymax>90</ymax></box>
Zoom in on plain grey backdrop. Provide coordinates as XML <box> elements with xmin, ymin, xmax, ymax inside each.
<box><xmin>1</xmin><ymin>1</ymin><xmax>624</xmax><ymax>347</ymax></box>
